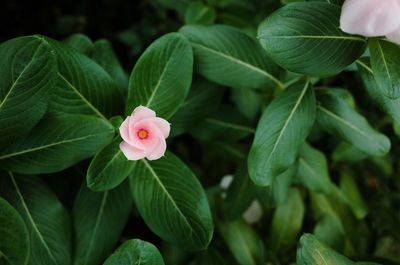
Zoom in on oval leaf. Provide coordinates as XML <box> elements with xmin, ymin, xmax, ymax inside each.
<box><xmin>73</xmin><ymin>182</ymin><xmax>132</xmax><ymax>265</ymax></box>
<box><xmin>180</xmin><ymin>24</ymin><xmax>283</xmax><ymax>89</ymax></box>
<box><xmin>0</xmin><ymin>196</ymin><xmax>29</xmax><ymax>265</ymax></box>
<box><xmin>369</xmin><ymin>39</ymin><xmax>400</xmax><ymax>99</ymax></box>
<box><xmin>0</xmin><ymin>36</ymin><xmax>57</xmax><ymax>148</ymax></box>
<box><xmin>103</xmin><ymin>239</ymin><xmax>164</xmax><ymax>265</ymax></box>
<box><xmin>129</xmin><ymin>151</ymin><xmax>213</xmax><ymax>251</ymax></box>
<box><xmin>86</xmin><ymin>137</ymin><xmax>135</xmax><ymax>191</ymax></box>
<box><xmin>126</xmin><ymin>33</ymin><xmax>193</xmax><ymax>119</ymax></box>
<box><xmin>316</xmin><ymin>89</ymin><xmax>390</xmax><ymax>156</ymax></box>
<box><xmin>258</xmin><ymin>2</ymin><xmax>366</xmax><ymax>76</ymax></box>
<box><xmin>0</xmin><ymin>115</ymin><xmax>114</xmax><ymax>174</ymax></box>
<box><xmin>0</xmin><ymin>173</ymin><xmax>71</xmax><ymax>265</ymax></box>
<box><xmin>248</xmin><ymin>79</ymin><xmax>316</xmax><ymax>186</ymax></box>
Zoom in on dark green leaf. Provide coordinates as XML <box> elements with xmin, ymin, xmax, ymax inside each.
<box><xmin>258</xmin><ymin>2</ymin><xmax>366</xmax><ymax>76</ymax></box>
<box><xmin>248</xmin><ymin>79</ymin><xmax>316</xmax><ymax>186</ymax></box>
<box><xmin>369</xmin><ymin>39</ymin><xmax>400</xmax><ymax>99</ymax></box>
<box><xmin>0</xmin><ymin>36</ymin><xmax>57</xmax><ymax>148</ymax></box>
<box><xmin>270</xmin><ymin>188</ymin><xmax>304</xmax><ymax>255</ymax></box>
<box><xmin>73</xmin><ymin>182</ymin><xmax>132</xmax><ymax>265</ymax></box>
<box><xmin>0</xmin><ymin>173</ymin><xmax>71</xmax><ymax>265</ymax></box>
<box><xmin>184</xmin><ymin>2</ymin><xmax>216</xmax><ymax>25</ymax></box>
<box><xmin>0</xmin><ymin>196</ymin><xmax>29</xmax><ymax>265</ymax></box>
<box><xmin>180</xmin><ymin>24</ymin><xmax>283</xmax><ymax>89</ymax></box>
<box><xmin>0</xmin><ymin>115</ymin><xmax>114</xmax><ymax>174</ymax></box>
<box><xmin>126</xmin><ymin>33</ymin><xmax>193</xmax><ymax>119</ymax></box>
<box><xmin>86</xmin><ymin>137</ymin><xmax>135</xmax><ymax>191</ymax></box>
<box><xmin>64</xmin><ymin>34</ymin><xmax>94</xmax><ymax>55</ymax></box>
<box><xmin>103</xmin><ymin>239</ymin><xmax>164</xmax><ymax>265</ymax></box>
<box><xmin>129</xmin><ymin>152</ymin><xmax>213</xmax><ymax>251</ymax></box>
<box><xmin>313</xmin><ymin>214</ymin><xmax>346</xmax><ymax>252</ymax></box>
<box><xmin>340</xmin><ymin>173</ymin><xmax>368</xmax><ymax>220</ymax></box>
<box><xmin>297</xmin><ymin>143</ymin><xmax>332</xmax><ymax>193</ymax></box>
<box><xmin>316</xmin><ymin>90</ymin><xmax>390</xmax><ymax>156</ymax></box>
<box><xmin>218</xmin><ymin>220</ymin><xmax>264</xmax><ymax>265</ymax></box>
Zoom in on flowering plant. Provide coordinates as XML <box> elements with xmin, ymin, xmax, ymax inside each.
<box><xmin>0</xmin><ymin>0</ymin><xmax>399</xmax><ymax>264</ymax></box>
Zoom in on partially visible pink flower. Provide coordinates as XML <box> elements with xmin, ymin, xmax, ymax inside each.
<box><xmin>340</xmin><ymin>0</ymin><xmax>400</xmax><ymax>44</ymax></box>
<box><xmin>119</xmin><ymin>106</ymin><xmax>170</xmax><ymax>160</ymax></box>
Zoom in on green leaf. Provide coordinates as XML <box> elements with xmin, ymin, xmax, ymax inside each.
<box><xmin>129</xmin><ymin>151</ymin><xmax>213</xmax><ymax>251</ymax></box>
<box><xmin>184</xmin><ymin>2</ymin><xmax>216</xmax><ymax>25</ymax></box>
<box><xmin>0</xmin><ymin>115</ymin><xmax>114</xmax><ymax>174</ymax></box>
<box><xmin>270</xmin><ymin>188</ymin><xmax>304</xmax><ymax>255</ymax></box>
<box><xmin>64</xmin><ymin>33</ymin><xmax>94</xmax><ymax>56</ymax></box>
<box><xmin>0</xmin><ymin>36</ymin><xmax>57</xmax><ymax>148</ymax></box>
<box><xmin>73</xmin><ymin>181</ymin><xmax>132</xmax><ymax>265</ymax></box>
<box><xmin>103</xmin><ymin>239</ymin><xmax>165</xmax><ymax>265</ymax></box>
<box><xmin>170</xmin><ymin>76</ymin><xmax>224</xmax><ymax>137</ymax></box>
<box><xmin>340</xmin><ymin>173</ymin><xmax>368</xmax><ymax>220</ymax></box>
<box><xmin>258</xmin><ymin>2</ymin><xmax>366</xmax><ymax>76</ymax></box>
<box><xmin>297</xmin><ymin>143</ymin><xmax>332</xmax><ymax>194</ymax></box>
<box><xmin>313</xmin><ymin>214</ymin><xmax>346</xmax><ymax>252</ymax></box>
<box><xmin>218</xmin><ymin>219</ymin><xmax>264</xmax><ymax>265</ymax></box>
<box><xmin>357</xmin><ymin>58</ymin><xmax>400</xmax><ymax>124</ymax></box>
<box><xmin>126</xmin><ymin>33</ymin><xmax>193</xmax><ymax>119</ymax></box>
<box><xmin>190</xmin><ymin>105</ymin><xmax>254</xmax><ymax>141</ymax></box>
<box><xmin>0</xmin><ymin>173</ymin><xmax>71</xmax><ymax>265</ymax></box>
<box><xmin>46</xmin><ymin>37</ymin><xmax>122</xmax><ymax>118</ymax></box>
<box><xmin>248</xmin><ymin>79</ymin><xmax>316</xmax><ymax>186</ymax></box>
<box><xmin>86</xmin><ymin>137</ymin><xmax>135</xmax><ymax>191</ymax></box>
<box><xmin>91</xmin><ymin>39</ymin><xmax>129</xmax><ymax>98</ymax></box>
<box><xmin>193</xmin><ymin>248</ymin><xmax>227</xmax><ymax>265</ymax></box>
<box><xmin>0</xmin><ymin>196</ymin><xmax>29</xmax><ymax>265</ymax></box>
<box><xmin>179</xmin><ymin>24</ymin><xmax>283</xmax><ymax>89</ymax></box>
<box><xmin>297</xmin><ymin>234</ymin><xmax>354</xmax><ymax>265</ymax></box>
<box><xmin>316</xmin><ymin>89</ymin><xmax>390</xmax><ymax>156</ymax></box>
<box><xmin>369</xmin><ymin>39</ymin><xmax>400</xmax><ymax>99</ymax></box>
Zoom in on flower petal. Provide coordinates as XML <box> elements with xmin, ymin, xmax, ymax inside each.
<box><xmin>134</xmin><ymin>119</ymin><xmax>165</xmax><ymax>139</ymax></box>
<box><xmin>131</xmin><ymin>106</ymin><xmax>156</xmax><ymax>121</ymax></box>
<box><xmin>148</xmin><ymin>117</ymin><xmax>170</xmax><ymax>138</ymax></box>
<box><xmin>120</xmin><ymin>141</ymin><xmax>147</xmax><ymax>160</ymax></box>
<box><xmin>146</xmin><ymin>138</ymin><xmax>167</xmax><ymax>160</ymax></box>
<box><xmin>340</xmin><ymin>0</ymin><xmax>400</xmax><ymax>37</ymax></box>
<box><xmin>119</xmin><ymin>117</ymin><xmax>131</xmax><ymax>143</ymax></box>
<box><xmin>386</xmin><ymin>28</ymin><xmax>400</xmax><ymax>45</ymax></box>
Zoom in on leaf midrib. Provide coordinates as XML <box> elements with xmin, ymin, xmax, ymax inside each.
<box><xmin>191</xmin><ymin>43</ymin><xmax>284</xmax><ymax>89</ymax></box>
<box><xmin>0</xmin><ymin>249</ymin><xmax>12</xmax><ymax>265</ymax></box>
<box><xmin>257</xmin><ymin>34</ymin><xmax>365</xmax><ymax>42</ymax></box>
<box><xmin>141</xmin><ymin>159</ymin><xmax>196</xmax><ymax>240</ymax></box>
<box><xmin>0</xmin><ymin>132</ymin><xmax>106</xmax><ymax>159</ymax></box>
<box><xmin>10</xmin><ymin>172</ymin><xmax>58</xmax><ymax>265</ymax></box>
<box><xmin>375</xmin><ymin>41</ymin><xmax>393</xmax><ymax>86</ymax></box>
<box><xmin>0</xmin><ymin>41</ymin><xmax>43</xmax><ymax>111</ymax></box>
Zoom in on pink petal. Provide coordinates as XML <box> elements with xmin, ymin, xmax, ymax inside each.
<box><xmin>146</xmin><ymin>138</ymin><xmax>167</xmax><ymax>160</ymax></box>
<box><xmin>340</xmin><ymin>0</ymin><xmax>400</xmax><ymax>37</ymax></box>
<box><xmin>131</xmin><ymin>106</ymin><xmax>156</xmax><ymax>122</ymax></box>
<box><xmin>120</xmin><ymin>141</ymin><xmax>147</xmax><ymax>160</ymax></box>
<box><xmin>119</xmin><ymin>117</ymin><xmax>131</xmax><ymax>143</ymax></box>
<box><xmin>147</xmin><ymin>117</ymin><xmax>170</xmax><ymax>138</ymax></box>
<box><xmin>134</xmin><ymin>120</ymin><xmax>165</xmax><ymax>139</ymax></box>
<box><xmin>386</xmin><ymin>28</ymin><xmax>400</xmax><ymax>44</ymax></box>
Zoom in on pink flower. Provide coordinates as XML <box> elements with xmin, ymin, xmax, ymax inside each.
<box><xmin>340</xmin><ymin>0</ymin><xmax>400</xmax><ymax>44</ymax></box>
<box><xmin>119</xmin><ymin>106</ymin><xmax>170</xmax><ymax>160</ymax></box>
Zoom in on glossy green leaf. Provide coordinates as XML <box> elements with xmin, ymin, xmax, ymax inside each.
<box><xmin>258</xmin><ymin>2</ymin><xmax>366</xmax><ymax>76</ymax></box>
<box><xmin>184</xmin><ymin>2</ymin><xmax>216</xmax><ymax>25</ymax></box>
<box><xmin>369</xmin><ymin>39</ymin><xmax>400</xmax><ymax>99</ymax></box>
<box><xmin>0</xmin><ymin>173</ymin><xmax>71</xmax><ymax>265</ymax></box>
<box><xmin>340</xmin><ymin>173</ymin><xmax>368</xmax><ymax>220</ymax></box>
<box><xmin>126</xmin><ymin>33</ymin><xmax>193</xmax><ymax>119</ymax></box>
<box><xmin>129</xmin><ymin>151</ymin><xmax>213</xmax><ymax>251</ymax></box>
<box><xmin>86</xmin><ymin>137</ymin><xmax>135</xmax><ymax>191</ymax></box>
<box><xmin>270</xmin><ymin>188</ymin><xmax>304</xmax><ymax>255</ymax></box>
<box><xmin>316</xmin><ymin>90</ymin><xmax>390</xmax><ymax>156</ymax></box>
<box><xmin>0</xmin><ymin>115</ymin><xmax>114</xmax><ymax>174</ymax></box>
<box><xmin>0</xmin><ymin>36</ymin><xmax>57</xmax><ymax>148</ymax></box>
<box><xmin>0</xmin><ymin>196</ymin><xmax>29</xmax><ymax>265</ymax></box>
<box><xmin>73</xmin><ymin>182</ymin><xmax>132</xmax><ymax>265</ymax></box>
<box><xmin>297</xmin><ymin>234</ymin><xmax>354</xmax><ymax>265</ymax></box>
<box><xmin>170</xmin><ymin>76</ymin><xmax>224</xmax><ymax>136</ymax></box>
<box><xmin>180</xmin><ymin>24</ymin><xmax>283</xmax><ymax>89</ymax></box>
<box><xmin>46</xmin><ymin>37</ymin><xmax>122</xmax><ymax>118</ymax></box>
<box><xmin>64</xmin><ymin>34</ymin><xmax>94</xmax><ymax>55</ymax></box>
<box><xmin>357</xmin><ymin>58</ymin><xmax>400</xmax><ymax>124</ymax></box>
<box><xmin>103</xmin><ymin>239</ymin><xmax>164</xmax><ymax>265</ymax></box>
<box><xmin>248</xmin><ymin>79</ymin><xmax>316</xmax><ymax>186</ymax></box>
<box><xmin>218</xmin><ymin>220</ymin><xmax>264</xmax><ymax>265</ymax></box>
<box><xmin>91</xmin><ymin>39</ymin><xmax>129</xmax><ymax>98</ymax></box>
<box><xmin>298</xmin><ymin>143</ymin><xmax>332</xmax><ymax>193</ymax></box>
<box><xmin>313</xmin><ymin>214</ymin><xmax>346</xmax><ymax>252</ymax></box>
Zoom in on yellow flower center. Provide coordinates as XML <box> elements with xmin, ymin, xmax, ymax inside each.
<box><xmin>137</xmin><ymin>128</ymin><xmax>149</xmax><ymax>139</ymax></box>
